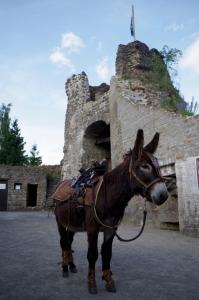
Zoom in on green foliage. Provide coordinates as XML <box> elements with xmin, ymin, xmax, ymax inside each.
<box><xmin>160</xmin><ymin>45</ymin><xmax>182</xmax><ymax>80</ymax></box>
<box><xmin>150</xmin><ymin>54</ymin><xmax>172</xmax><ymax>89</ymax></box>
<box><xmin>27</xmin><ymin>144</ymin><xmax>42</xmax><ymax>166</ymax></box>
<box><xmin>185</xmin><ymin>97</ymin><xmax>199</xmax><ymax>115</ymax></box>
<box><xmin>158</xmin><ymin>46</ymin><xmax>198</xmax><ymax>116</ymax></box>
<box><xmin>140</xmin><ymin>48</ymin><xmax>183</xmax><ymax>112</ymax></box>
<box><xmin>123</xmin><ymin>44</ymin><xmax>198</xmax><ymax>117</ymax></box>
<box><xmin>9</xmin><ymin>119</ymin><xmax>28</xmax><ymax>165</ymax></box>
<box><xmin>0</xmin><ymin>103</ymin><xmax>27</xmax><ymax>165</ymax></box>
<box><xmin>0</xmin><ymin>103</ymin><xmax>42</xmax><ymax>166</ymax></box>
<box><xmin>148</xmin><ymin>46</ymin><xmax>195</xmax><ymax>115</ymax></box>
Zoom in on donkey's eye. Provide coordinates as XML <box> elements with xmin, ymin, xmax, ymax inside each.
<box><xmin>141</xmin><ymin>164</ymin><xmax>151</xmax><ymax>171</ymax></box>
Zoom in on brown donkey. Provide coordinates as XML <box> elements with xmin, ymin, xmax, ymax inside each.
<box><xmin>54</xmin><ymin>129</ymin><xmax>168</xmax><ymax>294</ymax></box>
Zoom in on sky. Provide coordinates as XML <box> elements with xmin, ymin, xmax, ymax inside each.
<box><xmin>0</xmin><ymin>0</ymin><xmax>199</xmax><ymax>165</ymax></box>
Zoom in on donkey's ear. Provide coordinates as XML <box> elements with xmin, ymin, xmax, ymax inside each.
<box><xmin>133</xmin><ymin>129</ymin><xmax>144</xmax><ymax>159</ymax></box>
<box><xmin>144</xmin><ymin>132</ymin><xmax>159</xmax><ymax>154</ymax></box>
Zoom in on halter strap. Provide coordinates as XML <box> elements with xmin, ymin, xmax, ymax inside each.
<box><xmin>129</xmin><ymin>151</ymin><xmax>164</xmax><ymax>196</ymax></box>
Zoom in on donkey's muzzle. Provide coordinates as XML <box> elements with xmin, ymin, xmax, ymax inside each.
<box><xmin>150</xmin><ymin>182</ymin><xmax>168</xmax><ymax>206</ymax></box>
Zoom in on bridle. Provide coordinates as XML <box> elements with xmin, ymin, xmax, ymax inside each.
<box><xmin>129</xmin><ymin>151</ymin><xmax>164</xmax><ymax>198</ymax></box>
<box><xmin>93</xmin><ymin>150</ymin><xmax>165</xmax><ymax>242</ymax></box>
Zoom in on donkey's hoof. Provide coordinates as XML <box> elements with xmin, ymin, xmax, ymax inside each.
<box><xmin>62</xmin><ymin>265</ymin><xmax>69</xmax><ymax>277</ymax></box>
<box><xmin>62</xmin><ymin>270</ymin><xmax>69</xmax><ymax>278</ymax></box>
<box><xmin>88</xmin><ymin>286</ymin><xmax>98</xmax><ymax>294</ymax></box>
<box><xmin>102</xmin><ymin>270</ymin><xmax>116</xmax><ymax>293</ymax></box>
<box><xmin>69</xmin><ymin>262</ymin><xmax>78</xmax><ymax>273</ymax></box>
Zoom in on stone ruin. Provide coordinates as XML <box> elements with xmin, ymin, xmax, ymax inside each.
<box><xmin>62</xmin><ymin>40</ymin><xmax>199</xmax><ymax>237</ymax></box>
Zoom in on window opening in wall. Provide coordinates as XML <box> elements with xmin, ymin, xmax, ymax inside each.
<box><xmin>14</xmin><ymin>183</ymin><xmax>22</xmax><ymax>190</ymax></box>
<box><xmin>27</xmin><ymin>184</ymin><xmax>38</xmax><ymax>207</ymax></box>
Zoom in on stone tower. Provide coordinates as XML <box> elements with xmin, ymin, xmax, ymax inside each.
<box><xmin>62</xmin><ymin>72</ymin><xmax>110</xmax><ymax>179</ymax></box>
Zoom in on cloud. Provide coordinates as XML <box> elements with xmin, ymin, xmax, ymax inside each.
<box><xmin>61</xmin><ymin>32</ymin><xmax>85</xmax><ymax>53</ymax></box>
<box><xmin>179</xmin><ymin>37</ymin><xmax>199</xmax><ymax>74</ymax></box>
<box><xmin>49</xmin><ymin>48</ymin><xmax>75</xmax><ymax>70</ymax></box>
<box><xmin>165</xmin><ymin>23</ymin><xmax>184</xmax><ymax>32</ymax></box>
<box><xmin>96</xmin><ymin>57</ymin><xmax>110</xmax><ymax>81</ymax></box>
<box><xmin>49</xmin><ymin>32</ymin><xmax>84</xmax><ymax>69</ymax></box>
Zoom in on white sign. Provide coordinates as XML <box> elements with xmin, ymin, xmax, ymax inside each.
<box><xmin>0</xmin><ymin>183</ymin><xmax>6</xmax><ymax>190</ymax></box>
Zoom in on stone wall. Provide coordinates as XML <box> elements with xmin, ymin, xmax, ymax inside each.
<box><xmin>116</xmin><ymin>41</ymin><xmax>152</xmax><ymax>77</ymax></box>
<box><xmin>0</xmin><ymin>165</ymin><xmax>47</xmax><ymax>210</ymax></box>
<box><xmin>176</xmin><ymin>157</ymin><xmax>199</xmax><ymax>237</ymax></box>
<box><xmin>40</xmin><ymin>165</ymin><xmax>61</xmax><ymax>207</ymax></box>
<box><xmin>109</xmin><ymin>76</ymin><xmax>199</xmax><ymax>232</ymax></box>
<box><xmin>109</xmin><ymin>76</ymin><xmax>199</xmax><ymax>167</ymax></box>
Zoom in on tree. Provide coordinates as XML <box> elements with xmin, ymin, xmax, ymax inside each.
<box><xmin>0</xmin><ymin>103</ymin><xmax>27</xmax><ymax>165</ymax></box>
<box><xmin>9</xmin><ymin>119</ymin><xmax>28</xmax><ymax>165</ymax></box>
<box><xmin>160</xmin><ymin>45</ymin><xmax>182</xmax><ymax>81</ymax></box>
<box><xmin>27</xmin><ymin>144</ymin><xmax>42</xmax><ymax>166</ymax></box>
<box><xmin>0</xmin><ymin>104</ymin><xmax>11</xmax><ymax>164</ymax></box>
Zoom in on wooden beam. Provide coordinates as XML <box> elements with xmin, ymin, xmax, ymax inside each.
<box><xmin>95</xmin><ymin>137</ymin><xmax>110</xmax><ymax>145</ymax></box>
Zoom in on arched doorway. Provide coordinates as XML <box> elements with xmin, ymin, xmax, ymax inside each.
<box><xmin>83</xmin><ymin>121</ymin><xmax>111</xmax><ymax>170</ymax></box>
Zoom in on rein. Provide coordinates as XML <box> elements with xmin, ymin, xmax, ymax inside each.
<box><xmin>93</xmin><ymin>177</ymin><xmax>148</xmax><ymax>242</ymax></box>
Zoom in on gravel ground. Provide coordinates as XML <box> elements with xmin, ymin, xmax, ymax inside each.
<box><xmin>0</xmin><ymin>211</ymin><xmax>199</xmax><ymax>300</ymax></box>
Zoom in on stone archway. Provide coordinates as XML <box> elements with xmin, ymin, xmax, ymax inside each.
<box><xmin>82</xmin><ymin>120</ymin><xmax>111</xmax><ymax>170</ymax></box>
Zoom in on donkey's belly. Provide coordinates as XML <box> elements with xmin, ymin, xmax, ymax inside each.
<box><xmin>54</xmin><ymin>201</ymin><xmax>84</xmax><ymax>229</ymax></box>
<box><xmin>55</xmin><ymin>202</ymin><xmax>97</xmax><ymax>232</ymax></box>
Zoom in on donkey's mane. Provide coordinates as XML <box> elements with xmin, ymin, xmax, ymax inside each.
<box><xmin>103</xmin><ymin>150</ymin><xmax>132</xmax><ymax>186</ymax></box>
<box><xmin>123</xmin><ymin>148</ymin><xmax>133</xmax><ymax>160</ymax></box>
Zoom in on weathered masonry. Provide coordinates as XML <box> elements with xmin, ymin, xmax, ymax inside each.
<box><xmin>0</xmin><ymin>165</ymin><xmax>61</xmax><ymax>210</ymax></box>
<box><xmin>62</xmin><ymin>40</ymin><xmax>199</xmax><ymax>237</ymax></box>
<box><xmin>0</xmin><ymin>166</ymin><xmax>46</xmax><ymax>210</ymax></box>
<box><xmin>62</xmin><ymin>72</ymin><xmax>110</xmax><ymax>177</ymax></box>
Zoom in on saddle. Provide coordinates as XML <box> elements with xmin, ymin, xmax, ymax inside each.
<box><xmin>52</xmin><ymin>159</ymin><xmax>108</xmax><ymax>206</ymax></box>
<box><xmin>52</xmin><ymin>179</ymin><xmax>94</xmax><ymax>206</ymax></box>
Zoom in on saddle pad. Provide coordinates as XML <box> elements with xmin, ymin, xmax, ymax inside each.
<box><xmin>52</xmin><ymin>179</ymin><xmax>73</xmax><ymax>202</ymax></box>
<box><xmin>52</xmin><ymin>176</ymin><xmax>103</xmax><ymax>206</ymax></box>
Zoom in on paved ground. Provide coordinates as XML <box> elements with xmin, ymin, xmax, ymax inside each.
<box><xmin>0</xmin><ymin>211</ymin><xmax>199</xmax><ymax>300</ymax></box>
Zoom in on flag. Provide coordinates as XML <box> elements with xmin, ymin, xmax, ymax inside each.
<box><xmin>130</xmin><ymin>5</ymin><xmax>135</xmax><ymax>39</ymax></box>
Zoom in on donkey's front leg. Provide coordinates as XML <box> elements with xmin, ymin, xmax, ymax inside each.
<box><xmin>101</xmin><ymin>229</ymin><xmax>116</xmax><ymax>292</ymax></box>
<box><xmin>87</xmin><ymin>231</ymin><xmax>99</xmax><ymax>294</ymax></box>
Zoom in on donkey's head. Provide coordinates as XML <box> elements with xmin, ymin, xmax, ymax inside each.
<box><xmin>127</xmin><ymin>129</ymin><xmax>168</xmax><ymax>205</ymax></box>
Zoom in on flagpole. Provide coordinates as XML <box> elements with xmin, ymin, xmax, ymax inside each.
<box><xmin>132</xmin><ymin>5</ymin><xmax>135</xmax><ymax>41</ymax></box>
<box><xmin>130</xmin><ymin>4</ymin><xmax>136</xmax><ymax>41</ymax></box>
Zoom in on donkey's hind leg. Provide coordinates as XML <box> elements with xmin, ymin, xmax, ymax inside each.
<box><xmin>58</xmin><ymin>225</ymin><xmax>77</xmax><ymax>277</ymax></box>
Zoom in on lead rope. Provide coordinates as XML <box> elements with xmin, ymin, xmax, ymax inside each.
<box><xmin>114</xmin><ymin>201</ymin><xmax>147</xmax><ymax>242</ymax></box>
<box><xmin>93</xmin><ymin>177</ymin><xmax>147</xmax><ymax>242</ymax></box>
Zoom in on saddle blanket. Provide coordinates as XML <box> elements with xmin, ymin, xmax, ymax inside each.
<box><xmin>52</xmin><ymin>178</ymin><xmax>101</xmax><ymax>207</ymax></box>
